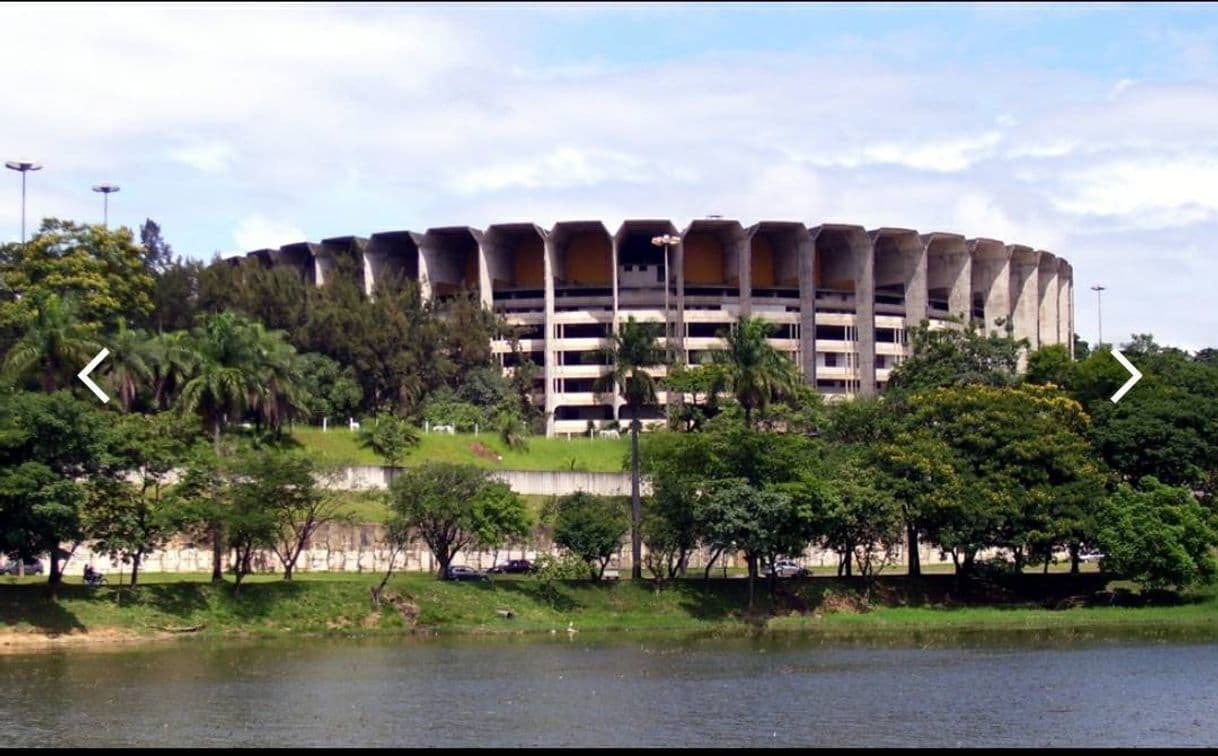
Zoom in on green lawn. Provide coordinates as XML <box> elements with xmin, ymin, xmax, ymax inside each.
<box><xmin>329</xmin><ymin>491</ymin><xmax>552</xmax><ymax>524</ymax></box>
<box><xmin>291</xmin><ymin>427</ymin><xmax>629</xmax><ymax>472</ymax></box>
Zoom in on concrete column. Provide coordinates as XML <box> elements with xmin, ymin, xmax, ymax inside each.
<box><xmin>543</xmin><ymin>236</ymin><xmax>557</xmax><ymax>437</ymax></box>
<box><xmin>854</xmin><ymin>236</ymin><xmax>876</xmax><ymax>396</ymax></box>
<box><xmin>1037</xmin><ymin>252</ymin><xmax>1059</xmax><ymax>347</ymax></box>
<box><xmin>673</xmin><ymin>237</ymin><xmax>686</xmax><ymax>361</ymax></box>
<box><xmin>475</xmin><ymin>230</ymin><xmax>493</xmax><ymax>310</ymax></box>
<box><xmin>796</xmin><ymin>230</ymin><xmax>816</xmax><ymax>386</ymax></box>
<box><xmin>1008</xmin><ymin>245</ymin><xmax>1041</xmax><ymax>349</ymax></box>
<box><xmin>610</xmin><ymin>233</ymin><xmax>622</xmax><ymax>422</ymax></box>
<box><xmin>735</xmin><ymin>232</ymin><xmax>752</xmax><ymax>318</ymax></box>
<box><xmin>418</xmin><ymin>246</ymin><xmax>434</xmax><ymax>302</ymax></box>
<box><xmin>1057</xmin><ymin>260</ymin><xmax>1073</xmax><ymax>355</ymax></box>
<box><xmin>969</xmin><ymin>239</ymin><xmax>1011</xmax><ymax>335</ymax></box>
<box><xmin>906</xmin><ymin>240</ymin><xmax>929</xmax><ymax>330</ymax></box>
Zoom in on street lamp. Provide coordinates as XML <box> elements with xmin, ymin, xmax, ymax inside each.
<box><xmin>651</xmin><ymin>234</ymin><xmax>681</xmax><ymax>351</ymax></box>
<box><xmin>1090</xmin><ymin>284</ymin><xmax>1106</xmax><ymax>349</ymax></box>
<box><xmin>5</xmin><ymin>160</ymin><xmax>42</xmax><ymax>244</ymax></box>
<box><xmin>92</xmin><ymin>184</ymin><xmax>120</xmax><ymax>228</ymax></box>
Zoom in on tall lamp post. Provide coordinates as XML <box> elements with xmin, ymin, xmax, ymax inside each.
<box><xmin>1090</xmin><ymin>284</ymin><xmax>1106</xmax><ymax>349</ymax></box>
<box><xmin>650</xmin><ymin>234</ymin><xmax>681</xmax><ymax>355</ymax></box>
<box><xmin>92</xmin><ymin>184</ymin><xmax>120</xmax><ymax>228</ymax></box>
<box><xmin>5</xmin><ymin>160</ymin><xmax>42</xmax><ymax>243</ymax></box>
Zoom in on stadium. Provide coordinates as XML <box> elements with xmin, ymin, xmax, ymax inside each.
<box><xmin>236</xmin><ymin>219</ymin><xmax>1074</xmax><ymax>436</ymax></box>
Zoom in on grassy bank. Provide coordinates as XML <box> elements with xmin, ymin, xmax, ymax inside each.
<box><xmin>3</xmin><ymin>572</ymin><xmax>1216</xmax><ymax>647</ymax></box>
<box><xmin>291</xmin><ymin>427</ymin><xmax>628</xmax><ymax>472</ymax></box>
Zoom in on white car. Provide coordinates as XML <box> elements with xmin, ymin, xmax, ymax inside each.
<box><xmin>1078</xmin><ymin>549</ymin><xmax>1104</xmax><ymax>563</ymax></box>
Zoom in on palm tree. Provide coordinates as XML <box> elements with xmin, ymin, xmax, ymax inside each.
<box><xmin>147</xmin><ymin>330</ymin><xmax>197</xmax><ymax>410</ymax></box>
<box><xmin>102</xmin><ymin>319</ymin><xmax>154</xmax><ymax>411</ymax></box>
<box><xmin>178</xmin><ymin>312</ymin><xmax>264</xmax><ymax>582</ymax></box>
<box><xmin>248</xmin><ymin>323</ymin><xmax>307</xmax><ymax>435</ymax></box>
<box><xmin>594</xmin><ymin>316</ymin><xmax>666</xmax><ymax>580</ymax></box>
<box><xmin>712</xmin><ymin>315</ymin><xmax>800</xmax><ymax>428</ymax></box>
<box><xmin>2</xmin><ymin>294</ymin><xmax>101</xmax><ymax>392</ymax></box>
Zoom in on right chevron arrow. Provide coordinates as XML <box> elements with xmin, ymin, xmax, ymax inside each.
<box><xmin>1110</xmin><ymin>350</ymin><xmax>1142</xmax><ymax>404</ymax></box>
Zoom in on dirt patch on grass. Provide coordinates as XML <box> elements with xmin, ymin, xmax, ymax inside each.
<box><xmin>469</xmin><ymin>442</ymin><xmax>503</xmax><ymax>463</ymax></box>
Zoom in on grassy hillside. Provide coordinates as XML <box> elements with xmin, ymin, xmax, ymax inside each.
<box><xmin>291</xmin><ymin>427</ymin><xmax>629</xmax><ymax>472</ymax></box>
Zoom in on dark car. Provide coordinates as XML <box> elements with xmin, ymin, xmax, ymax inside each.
<box><xmin>764</xmin><ymin>559</ymin><xmax>810</xmax><ymax>579</ymax></box>
<box><xmin>443</xmin><ymin>564</ymin><xmax>488</xmax><ymax>582</ymax></box>
<box><xmin>1</xmin><ymin>559</ymin><xmax>43</xmax><ymax>576</ymax></box>
<box><xmin>489</xmin><ymin>559</ymin><xmax>533</xmax><ymax>575</ymax></box>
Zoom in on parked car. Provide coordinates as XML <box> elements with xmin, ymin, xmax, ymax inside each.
<box><xmin>764</xmin><ymin>559</ymin><xmax>810</xmax><ymax>579</ymax></box>
<box><xmin>1</xmin><ymin>559</ymin><xmax>43</xmax><ymax>576</ymax></box>
<box><xmin>1078</xmin><ymin>549</ymin><xmax>1105</xmax><ymax>563</ymax></box>
<box><xmin>443</xmin><ymin>564</ymin><xmax>488</xmax><ymax>582</ymax></box>
<box><xmin>488</xmin><ymin>559</ymin><xmax>533</xmax><ymax>575</ymax></box>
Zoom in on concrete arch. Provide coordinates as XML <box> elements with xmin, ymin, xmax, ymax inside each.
<box><xmin>924</xmin><ymin>232</ymin><xmax>970</xmax><ymax>323</ymax></box>
<box><xmin>870</xmin><ymin>227</ymin><xmax>926</xmax><ymax>324</ymax></box>
<box><xmin>420</xmin><ymin>226</ymin><xmax>485</xmax><ymax>305</ymax></box>
<box><xmin>248</xmin><ymin>247</ymin><xmax>277</xmax><ymax>269</ymax></box>
<box><xmin>811</xmin><ymin>224</ymin><xmax>874</xmax><ymax>396</ymax></box>
<box><xmin>550</xmin><ymin>220</ymin><xmax>613</xmax><ymax>289</ymax></box>
<box><xmin>484</xmin><ymin>223</ymin><xmax>547</xmax><ymax>304</ymax></box>
<box><xmin>366</xmin><ymin>230</ymin><xmax>422</xmax><ymax>296</ymax></box>
<box><xmin>274</xmin><ymin>243</ymin><xmax>316</xmax><ymax>285</ymax></box>
<box><xmin>969</xmin><ymin>238</ymin><xmax>1010</xmax><ymax>333</ymax></box>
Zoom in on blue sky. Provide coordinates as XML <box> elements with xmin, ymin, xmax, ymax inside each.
<box><xmin>2</xmin><ymin>3</ymin><xmax>1217</xmax><ymax>349</ymax></box>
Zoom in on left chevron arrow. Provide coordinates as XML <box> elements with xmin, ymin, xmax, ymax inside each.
<box><xmin>77</xmin><ymin>347</ymin><xmax>110</xmax><ymax>404</ymax></box>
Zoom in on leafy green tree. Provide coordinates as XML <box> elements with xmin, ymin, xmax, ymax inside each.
<box><xmin>224</xmin><ymin>449</ymin><xmax>291</xmax><ymax>593</ymax></box>
<box><xmin>497</xmin><ymin>410</ymin><xmax>529</xmax><ymax>451</ymax></box>
<box><xmin>552</xmin><ymin>491</ymin><xmax>629</xmax><ymax>580</ymax></box>
<box><xmin>711</xmin><ymin>315</ymin><xmax>800</xmax><ymax>428</ymax></box>
<box><xmin>907</xmin><ymin>384</ymin><xmax>1107</xmax><ymax>575</ymax></box>
<box><xmin>84</xmin><ymin>413</ymin><xmax>194</xmax><ymax>585</ymax></box>
<box><xmin>1025</xmin><ymin>343</ymin><xmax>1074</xmax><ymax>388</ymax></box>
<box><xmin>887</xmin><ymin>319</ymin><xmax>1024</xmax><ymax>392</ymax></box>
<box><xmin>358</xmin><ymin>413</ymin><xmax>420</xmax><ymax>471</ymax></box>
<box><xmin>595</xmin><ymin>316</ymin><xmax>666</xmax><ymax>580</ymax></box>
<box><xmin>388</xmin><ymin>462</ymin><xmax>527</xmax><ymax>578</ymax></box>
<box><xmin>298</xmin><ymin>352</ymin><xmax>363</xmax><ymax>425</ymax></box>
<box><xmin>101</xmin><ymin>319</ymin><xmax>154</xmax><ymax>411</ymax></box>
<box><xmin>247</xmin><ymin>450</ymin><xmax>339</xmax><ymax>581</ymax></box>
<box><xmin>661</xmin><ymin>360</ymin><xmax>723</xmax><ymax>431</ymax></box>
<box><xmin>1097</xmin><ymin>478</ymin><xmax>1218</xmax><ymax>590</ymax></box>
<box><xmin>694</xmin><ymin>478</ymin><xmax>815</xmax><ymax>609</ymax></box>
<box><xmin>179</xmin><ymin>312</ymin><xmax>264</xmax><ymax>448</ymax></box>
<box><xmin>0</xmin><ymin>219</ymin><xmax>155</xmax><ymax>333</ymax></box>
<box><xmin>147</xmin><ymin>330</ymin><xmax>196</xmax><ymax>410</ymax></box>
<box><xmin>2</xmin><ymin>294</ymin><xmax>102</xmax><ymax>392</ymax></box>
<box><xmin>0</xmin><ymin>392</ymin><xmax>114</xmax><ymax>588</ymax></box>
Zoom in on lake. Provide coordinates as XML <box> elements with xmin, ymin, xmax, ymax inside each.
<box><xmin>2</xmin><ymin>629</ymin><xmax>1216</xmax><ymax>747</ymax></box>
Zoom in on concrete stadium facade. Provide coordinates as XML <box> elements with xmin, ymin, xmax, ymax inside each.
<box><xmin>236</xmin><ymin>219</ymin><xmax>1074</xmax><ymax>436</ymax></box>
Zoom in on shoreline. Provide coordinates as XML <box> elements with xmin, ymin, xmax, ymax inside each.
<box><xmin>3</xmin><ymin>573</ymin><xmax>1216</xmax><ymax>655</ymax></box>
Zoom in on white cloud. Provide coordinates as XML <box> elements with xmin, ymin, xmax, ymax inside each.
<box><xmin>1050</xmin><ymin>156</ymin><xmax>1218</xmax><ymax>226</ymax></box>
<box><xmin>450</xmin><ymin>147</ymin><xmax>651</xmax><ymax>193</ymax></box>
<box><xmin>232</xmin><ymin>215</ymin><xmax>306</xmax><ymax>252</ymax></box>
<box><xmin>169</xmin><ymin>141</ymin><xmax>236</xmax><ymax>174</ymax></box>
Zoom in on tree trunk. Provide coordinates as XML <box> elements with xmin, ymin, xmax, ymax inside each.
<box><xmin>284</xmin><ymin>562</ymin><xmax>294</xmax><ymax>581</ymax></box>
<box><xmin>907</xmin><ymin>524</ymin><xmax>921</xmax><ymax>576</ymax></box>
<box><xmin>211</xmin><ymin>416</ymin><xmax>224</xmax><ymax>583</ymax></box>
<box><xmin>130</xmin><ymin>552</ymin><xmax>142</xmax><ymax>587</ymax></box>
<box><xmin>746</xmin><ymin>553</ymin><xmax>756</xmax><ymax>612</ymax></box>
<box><xmin>844</xmin><ymin>545</ymin><xmax>854</xmax><ymax>577</ymax></box>
<box><xmin>1069</xmin><ymin>542</ymin><xmax>1081</xmax><ymax>574</ymax></box>
<box><xmin>630</xmin><ymin>406</ymin><xmax>642</xmax><ymax>580</ymax></box>
<box><xmin>703</xmin><ymin>547</ymin><xmax>723</xmax><ymax>581</ymax></box>
<box><xmin>48</xmin><ymin>550</ymin><xmax>62</xmax><ymax>591</ymax></box>
<box><xmin>1043</xmin><ymin>552</ymin><xmax>1051</xmax><ymax>574</ymax></box>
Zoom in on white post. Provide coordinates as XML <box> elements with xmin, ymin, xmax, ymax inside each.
<box><xmin>474</xmin><ymin>423</ymin><xmax>479</xmax><ymax>436</ymax></box>
<box><xmin>322</xmin><ymin>416</ymin><xmax>328</xmax><ymax>433</ymax></box>
<box><xmin>425</xmin><ymin>420</ymin><xmax>430</xmax><ymax>434</ymax></box>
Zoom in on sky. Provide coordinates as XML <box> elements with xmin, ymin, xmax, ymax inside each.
<box><xmin>1</xmin><ymin>2</ymin><xmax>1216</xmax><ymax>350</ymax></box>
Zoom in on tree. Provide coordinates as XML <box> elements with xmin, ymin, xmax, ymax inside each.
<box><xmin>357</xmin><ymin>413</ymin><xmax>420</xmax><ymax>472</ymax></box>
<box><xmin>388</xmin><ymin>462</ymin><xmax>527</xmax><ymax>579</ymax></box>
<box><xmin>240</xmin><ymin>449</ymin><xmax>339</xmax><ymax>581</ymax></box>
<box><xmin>802</xmin><ymin>452</ymin><xmax>902</xmax><ymax>578</ymax></box>
<box><xmin>0</xmin><ymin>219</ymin><xmax>155</xmax><ymax>333</ymax></box>
<box><xmin>224</xmin><ymin>450</ymin><xmax>290</xmax><ymax>593</ymax></box>
<box><xmin>1025</xmin><ymin>343</ymin><xmax>1073</xmax><ymax>388</ymax></box>
<box><xmin>84</xmin><ymin>413</ymin><xmax>194</xmax><ymax>585</ymax></box>
<box><xmin>2</xmin><ymin>294</ymin><xmax>102</xmax><ymax>393</ymax></box>
<box><xmin>552</xmin><ymin>492</ymin><xmax>629</xmax><ymax>580</ymax></box>
<box><xmin>694</xmin><ymin>477</ymin><xmax>815</xmax><ymax>610</ymax></box>
<box><xmin>907</xmin><ymin>384</ymin><xmax>1107</xmax><ymax>576</ymax></box>
<box><xmin>101</xmin><ymin>319</ymin><xmax>154</xmax><ymax>411</ymax></box>
<box><xmin>661</xmin><ymin>360</ymin><xmax>723</xmax><ymax>431</ymax></box>
<box><xmin>298</xmin><ymin>352</ymin><xmax>363</xmax><ymax>426</ymax></box>
<box><xmin>0</xmin><ymin>392</ymin><xmax>114</xmax><ymax>589</ymax></box>
<box><xmin>887</xmin><ymin>319</ymin><xmax>1024</xmax><ymax>392</ymax></box>
<box><xmin>711</xmin><ymin>315</ymin><xmax>800</xmax><ymax>428</ymax></box>
<box><xmin>595</xmin><ymin>316</ymin><xmax>666</xmax><ymax>580</ymax></box>
<box><xmin>1097</xmin><ymin>478</ymin><xmax>1218</xmax><ymax>590</ymax></box>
